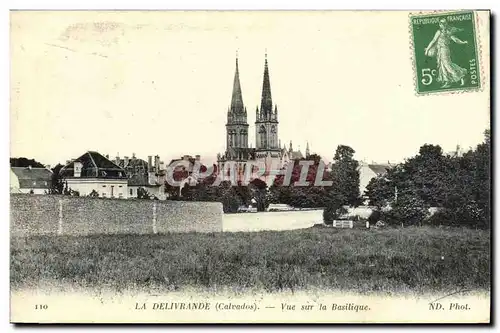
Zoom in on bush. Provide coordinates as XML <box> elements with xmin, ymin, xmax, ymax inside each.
<box><xmin>323</xmin><ymin>201</ymin><xmax>348</xmax><ymax>225</ymax></box>
<box><xmin>222</xmin><ymin>195</ymin><xmax>241</xmax><ymax>213</ymax></box>
<box><xmin>88</xmin><ymin>190</ymin><xmax>99</xmax><ymax>197</ymax></box>
<box><xmin>384</xmin><ymin>195</ymin><xmax>427</xmax><ymax>227</ymax></box>
<box><xmin>427</xmin><ymin>203</ymin><xmax>488</xmax><ymax>229</ymax></box>
<box><xmin>367</xmin><ymin>209</ymin><xmax>382</xmax><ymax>225</ymax></box>
<box><xmin>137</xmin><ymin>187</ymin><xmax>152</xmax><ymax>200</ymax></box>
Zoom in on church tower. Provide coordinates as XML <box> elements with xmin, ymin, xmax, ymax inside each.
<box><xmin>255</xmin><ymin>54</ymin><xmax>280</xmax><ymax>162</ymax></box>
<box><xmin>225</xmin><ymin>56</ymin><xmax>249</xmax><ymax>155</ymax></box>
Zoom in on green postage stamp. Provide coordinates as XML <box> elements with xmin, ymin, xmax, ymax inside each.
<box><xmin>410</xmin><ymin>11</ymin><xmax>480</xmax><ymax>94</ymax></box>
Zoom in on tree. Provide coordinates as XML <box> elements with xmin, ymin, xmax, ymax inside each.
<box><xmin>439</xmin><ymin>130</ymin><xmax>491</xmax><ymax>228</ymax></box>
<box><xmin>249</xmin><ymin>179</ymin><xmax>268</xmax><ymax>212</ymax></box>
<box><xmin>403</xmin><ymin>144</ymin><xmax>451</xmax><ymax>206</ymax></box>
<box><xmin>49</xmin><ymin>163</ymin><xmax>65</xmax><ymax>194</ymax></box>
<box><xmin>219</xmin><ymin>181</ymin><xmax>244</xmax><ymax>213</ymax></box>
<box><xmin>10</xmin><ymin>157</ymin><xmax>45</xmax><ymax>168</ymax></box>
<box><xmin>322</xmin><ymin>194</ymin><xmax>348</xmax><ymax>224</ymax></box>
<box><xmin>384</xmin><ymin>194</ymin><xmax>428</xmax><ymax>227</ymax></box>
<box><xmin>321</xmin><ymin>145</ymin><xmax>362</xmax><ymax>225</ymax></box>
<box><xmin>364</xmin><ymin>175</ymin><xmax>395</xmax><ymax>207</ymax></box>
<box><xmin>329</xmin><ymin>145</ymin><xmax>361</xmax><ymax>207</ymax></box>
<box><xmin>269</xmin><ymin>154</ymin><xmax>333</xmax><ymax>208</ymax></box>
<box><xmin>365</xmin><ymin>132</ymin><xmax>491</xmax><ymax>228</ymax></box>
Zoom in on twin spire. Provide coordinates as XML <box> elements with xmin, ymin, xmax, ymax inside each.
<box><xmin>230</xmin><ymin>57</ymin><xmax>245</xmax><ymax>116</ymax></box>
<box><xmin>260</xmin><ymin>54</ymin><xmax>273</xmax><ymax>119</ymax></box>
<box><xmin>228</xmin><ymin>52</ymin><xmax>277</xmax><ymax>123</ymax></box>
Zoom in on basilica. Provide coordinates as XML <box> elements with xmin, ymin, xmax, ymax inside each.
<box><xmin>217</xmin><ymin>54</ymin><xmax>309</xmax><ymax>185</ymax></box>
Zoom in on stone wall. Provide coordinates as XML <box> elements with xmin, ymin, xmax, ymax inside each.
<box><xmin>10</xmin><ymin>194</ymin><xmax>223</xmax><ymax>236</ymax></box>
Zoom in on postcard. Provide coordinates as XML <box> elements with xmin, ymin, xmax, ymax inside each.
<box><xmin>10</xmin><ymin>10</ymin><xmax>491</xmax><ymax>323</ymax></box>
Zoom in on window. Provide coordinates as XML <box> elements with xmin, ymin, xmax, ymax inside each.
<box><xmin>129</xmin><ymin>189</ymin><xmax>133</xmax><ymax>195</ymax></box>
<box><xmin>119</xmin><ymin>185</ymin><xmax>122</xmax><ymax>188</ymax></box>
<box><xmin>102</xmin><ymin>193</ymin><xmax>107</xmax><ymax>197</ymax></box>
<box><xmin>119</xmin><ymin>193</ymin><xmax>123</xmax><ymax>198</ymax></box>
<box><xmin>102</xmin><ymin>185</ymin><xmax>106</xmax><ymax>187</ymax></box>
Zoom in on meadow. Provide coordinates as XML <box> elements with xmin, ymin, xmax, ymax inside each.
<box><xmin>10</xmin><ymin>226</ymin><xmax>490</xmax><ymax>295</ymax></box>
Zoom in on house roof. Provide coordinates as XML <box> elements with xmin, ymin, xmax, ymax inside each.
<box><xmin>60</xmin><ymin>151</ymin><xmax>127</xmax><ymax>179</ymax></box>
<box><xmin>11</xmin><ymin>167</ymin><xmax>52</xmax><ymax>189</ymax></box>
<box><xmin>119</xmin><ymin>158</ymin><xmax>148</xmax><ymax>169</ymax></box>
<box><xmin>367</xmin><ymin>164</ymin><xmax>390</xmax><ymax>176</ymax></box>
<box><xmin>280</xmin><ymin>145</ymin><xmax>304</xmax><ymax>160</ymax></box>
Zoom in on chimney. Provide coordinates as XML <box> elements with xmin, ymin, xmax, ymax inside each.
<box><xmin>115</xmin><ymin>154</ymin><xmax>120</xmax><ymax>166</ymax></box>
<box><xmin>45</xmin><ymin>164</ymin><xmax>51</xmax><ymax>170</ymax></box>
<box><xmin>182</xmin><ymin>155</ymin><xmax>190</xmax><ymax>161</ymax></box>
<box><xmin>132</xmin><ymin>153</ymin><xmax>136</xmax><ymax>160</ymax></box>
<box><xmin>124</xmin><ymin>156</ymin><xmax>129</xmax><ymax>167</ymax></box>
<box><xmin>148</xmin><ymin>156</ymin><xmax>153</xmax><ymax>172</ymax></box>
<box><xmin>154</xmin><ymin>155</ymin><xmax>160</xmax><ymax>172</ymax></box>
<box><xmin>74</xmin><ymin>161</ymin><xmax>83</xmax><ymax>177</ymax></box>
<box><xmin>195</xmin><ymin>154</ymin><xmax>201</xmax><ymax>161</ymax></box>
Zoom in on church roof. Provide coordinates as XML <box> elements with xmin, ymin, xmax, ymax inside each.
<box><xmin>260</xmin><ymin>55</ymin><xmax>273</xmax><ymax>118</ymax></box>
<box><xmin>230</xmin><ymin>57</ymin><xmax>245</xmax><ymax>115</ymax></box>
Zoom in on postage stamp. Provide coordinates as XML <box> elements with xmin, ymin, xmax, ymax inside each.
<box><xmin>410</xmin><ymin>11</ymin><xmax>481</xmax><ymax>94</ymax></box>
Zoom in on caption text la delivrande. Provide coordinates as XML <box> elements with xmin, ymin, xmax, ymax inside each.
<box><xmin>134</xmin><ymin>301</ymin><xmax>371</xmax><ymax>312</ymax></box>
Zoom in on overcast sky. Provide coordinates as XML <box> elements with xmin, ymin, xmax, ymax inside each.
<box><xmin>10</xmin><ymin>11</ymin><xmax>490</xmax><ymax>167</ymax></box>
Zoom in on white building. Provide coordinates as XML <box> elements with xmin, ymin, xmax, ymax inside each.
<box><xmin>10</xmin><ymin>166</ymin><xmax>52</xmax><ymax>194</ymax></box>
<box><xmin>60</xmin><ymin>151</ymin><xmax>129</xmax><ymax>199</ymax></box>
<box><xmin>358</xmin><ymin>161</ymin><xmax>391</xmax><ymax>198</ymax></box>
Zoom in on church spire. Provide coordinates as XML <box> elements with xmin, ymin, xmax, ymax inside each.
<box><xmin>230</xmin><ymin>55</ymin><xmax>244</xmax><ymax>116</ymax></box>
<box><xmin>260</xmin><ymin>53</ymin><xmax>273</xmax><ymax>119</ymax></box>
<box><xmin>306</xmin><ymin>141</ymin><xmax>310</xmax><ymax>158</ymax></box>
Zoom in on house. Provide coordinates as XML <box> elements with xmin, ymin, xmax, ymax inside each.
<box><xmin>115</xmin><ymin>153</ymin><xmax>149</xmax><ymax>177</ymax></box>
<box><xmin>59</xmin><ymin>151</ymin><xmax>128</xmax><ymax>199</ymax></box>
<box><xmin>110</xmin><ymin>153</ymin><xmax>167</xmax><ymax>200</ymax></box>
<box><xmin>10</xmin><ymin>166</ymin><xmax>52</xmax><ymax>194</ymax></box>
<box><xmin>127</xmin><ymin>173</ymin><xmax>166</xmax><ymax>200</ymax></box>
<box><xmin>358</xmin><ymin>161</ymin><xmax>391</xmax><ymax>198</ymax></box>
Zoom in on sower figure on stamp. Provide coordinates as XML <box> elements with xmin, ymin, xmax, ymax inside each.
<box><xmin>424</xmin><ymin>18</ymin><xmax>468</xmax><ymax>88</ymax></box>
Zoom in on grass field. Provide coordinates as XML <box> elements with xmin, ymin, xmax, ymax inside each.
<box><xmin>10</xmin><ymin>226</ymin><xmax>490</xmax><ymax>294</ymax></box>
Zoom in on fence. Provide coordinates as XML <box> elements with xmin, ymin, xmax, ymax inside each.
<box><xmin>10</xmin><ymin>194</ymin><xmax>223</xmax><ymax>236</ymax></box>
<box><xmin>332</xmin><ymin>220</ymin><xmax>354</xmax><ymax>229</ymax></box>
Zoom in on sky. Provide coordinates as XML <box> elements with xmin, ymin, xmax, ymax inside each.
<box><xmin>10</xmin><ymin>11</ymin><xmax>490</xmax><ymax>167</ymax></box>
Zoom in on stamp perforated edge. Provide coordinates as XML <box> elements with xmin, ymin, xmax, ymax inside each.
<box><xmin>408</xmin><ymin>10</ymin><xmax>487</xmax><ymax>97</ymax></box>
